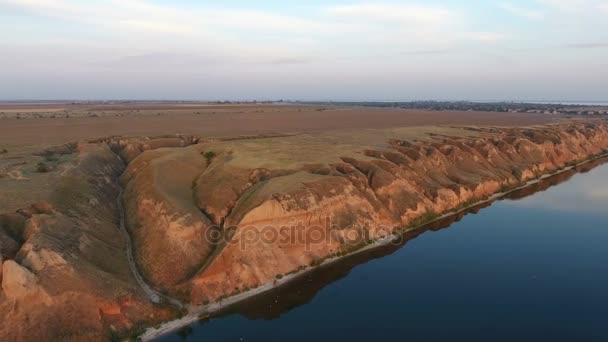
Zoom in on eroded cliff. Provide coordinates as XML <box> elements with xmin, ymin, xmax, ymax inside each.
<box><xmin>2</xmin><ymin>120</ymin><xmax>607</xmax><ymax>341</ymax></box>
<box><xmin>116</xmin><ymin>121</ymin><xmax>608</xmax><ymax>305</ymax></box>
<box><xmin>0</xmin><ymin>142</ymin><xmax>176</xmax><ymax>341</ymax></box>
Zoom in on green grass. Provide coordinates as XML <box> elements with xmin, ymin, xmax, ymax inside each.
<box><xmin>44</xmin><ymin>153</ymin><xmax>60</xmax><ymax>162</ymax></box>
<box><xmin>409</xmin><ymin>210</ymin><xmax>440</xmax><ymax>228</ymax></box>
<box><xmin>499</xmin><ymin>184</ymin><xmax>512</xmax><ymax>192</ymax></box>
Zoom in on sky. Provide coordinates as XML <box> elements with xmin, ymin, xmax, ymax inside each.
<box><xmin>1</xmin><ymin>0</ymin><xmax>607</xmax><ymax>101</ymax></box>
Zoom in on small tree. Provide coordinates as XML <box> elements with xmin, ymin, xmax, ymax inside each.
<box><xmin>203</xmin><ymin>151</ymin><xmax>216</xmax><ymax>166</ymax></box>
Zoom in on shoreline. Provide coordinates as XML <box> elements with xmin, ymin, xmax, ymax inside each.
<box><xmin>141</xmin><ymin>152</ymin><xmax>608</xmax><ymax>341</ymax></box>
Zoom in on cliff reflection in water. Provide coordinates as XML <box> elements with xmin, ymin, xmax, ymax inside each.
<box><xmin>205</xmin><ymin>157</ymin><xmax>608</xmax><ymax>322</ymax></box>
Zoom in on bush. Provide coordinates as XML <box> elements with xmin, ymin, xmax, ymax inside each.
<box><xmin>202</xmin><ymin>151</ymin><xmax>216</xmax><ymax>165</ymax></box>
<box><xmin>500</xmin><ymin>184</ymin><xmax>511</xmax><ymax>193</ymax></box>
<box><xmin>310</xmin><ymin>258</ymin><xmax>323</xmax><ymax>267</ymax></box>
<box><xmin>44</xmin><ymin>153</ymin><xmax>59</xmax><ymax>162</ymax></box>
<box><xmin>36</xmin><ymin>162</ymin><xmax>50</xmax><ymax>173</ymax></box>
<box><xmin>0</xmin><ymin>148</ymin><xmax>7</xmax><ymax>154</ymax></box>
<box><xmin>275</xmin><ymin>274</ymin><xmax>283</xmax><ymax>280</ymax></box>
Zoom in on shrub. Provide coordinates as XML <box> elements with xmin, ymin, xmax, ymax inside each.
<box><xmin>44</xmin><ymin>153</ymin><xmax>59</xmax><ymax>162</ymax></box>
<box><xmin>408</xmin><ymin>210</ymin><xmax>441</xmax><ymax>228</ymax></box>
<box><xmin>0</xmin><ymin>148</ymin><xmax>7</xmax><ymax>154</ymax></box>
<box><xmin>310</xmin><ymin>258</ymin><xmax>323</xmax><ymax>267</ymax></box>
<box><xmin>500</xmin><ymin>184</ymin><xmax>511</xmax><ymax>193</ymax></box>
<box><xmin>202</xmin><ymin>151</ymin><xmax>217</xmax><ymax>165</ymax></box>
<box><xmin>275</xmin><ymin>274</ymin><xmax>283</xmax><ymax>280</ymax></box>
<box><xmin>36</xmin><ymin>162</ymin><xmax>50</xmax><ymax>173</ymax></box>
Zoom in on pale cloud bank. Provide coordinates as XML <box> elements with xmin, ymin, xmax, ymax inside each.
<box><xmin>0</xmin><ymin>0</ymin><xmax>607</xmax><ymax>100</ymax></box>
<box><xmin>326</xmin><ymin>3</ymin><xmax>457</xmax><ymax>25</ymax></box>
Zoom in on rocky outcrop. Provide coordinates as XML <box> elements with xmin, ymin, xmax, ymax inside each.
<box><xmin>117</xmin><ymin>121</ymin><xmax>608</xmax><ymax>305</ymax></box>
<box><xmin>1</xmin><ymin>260</ymin><xmax>49</xmax><ymax>301</ymax></box>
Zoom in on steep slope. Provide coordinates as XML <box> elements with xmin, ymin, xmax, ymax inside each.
<box><xmin>117</xmin><ymin>121</ymin><xmax>608</xmax><ymax>305</ymax></box>
<box><xmin>2</xmin><ymin>121</ymin><xmax>607</xmax><ymax>340</ymax></box>
<box><xmin>0</xmin><ymin>143</ymin><xmax>176</xmax><ymax>341</ymax></box>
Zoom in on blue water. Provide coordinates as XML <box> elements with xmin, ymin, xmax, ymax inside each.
<box><xmin>161</xmin><ymin>161</ymin><xmax>608</xmax><ymax>342</ymax></box>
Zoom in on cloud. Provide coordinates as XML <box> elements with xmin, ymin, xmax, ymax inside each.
<box><xmin>536</xmin><ymin>0</ymin><xmax>598</xmax><ymax>14</ymax></box>
<box><xmin>0</xmin><ymin>0</ymin><xmax>344</xmax><ymax>68</ymax></box>
<box><xmin>0</xmin><ymin>0</ymin><xmax>195</xmax><ymax>34</ymax></box>
<box><xmin>0</xmin><ymin>0</ymin><xmax>346</xmax><ymax>36</ymax></box>
<box><xmin>566</xmin><ymin>42</ymin><xmax>608</xmax><ymax>49</ymax></box>
<box><xmin>2</xmin><ymin>0</ymin><xmax>606</xmax><ymax>101</ymax></box>
<box><xmin>533</xmin><ymin>0</ymin><xmax>608</xmax><ymax>21</ymax></box>
<box><xmin>100</xmin><ymin>53</ymin><xmax>314</xmax><ymax>68</ymax></box>
<box><xmin>207</xmin><ymin>9</ymin><xmax>352</xmax><ymax>34</ymax></box>
<box><xmin>499</xmin><ymin>2</ymin><xmax>544</xmax><ymax>19</ymax></box>
<box><xmin>118</xmin><ymin>20</ymin><xmax>194</xmax><ymax>34</ymax></box>
<box><xmin>326</xmin><ymin>3</ymin><xmax>457</xmax><ymax>26</ymax></box>
<box><xmin>261</xmin><ymin>57</ymin><xmax>313</xmax><ymax>65</ymax></box>
<box><xmin>0</xmin><ymin>0</ymin><xmax>513</xmax><ymax>78</ymax></box>
<box><xmin>462</xmin><ymin>32</ymin><xmax>507</xmax><ymax>43</ymax></box>
<box><xmin>324</xmin><ymin>2</ymin><xmax>505</xmax><ymax>48</ymax></box>
<box><xmin>402</xmin><ymin>49</ymin><xmax>451</xmax><ymax>55</ymax></box>
<box><xmin>91</xmin><ymin>53</ymin><xmax>225</xmax><ymax>71</ymax></box>
<box><xmin>1</xmin><ymin>0</ymin><xmax>86</xmax><ymax>16</ymax></box>
<box><xmin>0</xmin><ymin>0</ymin><xmax>507</xmax><ymax>49</ymax></box>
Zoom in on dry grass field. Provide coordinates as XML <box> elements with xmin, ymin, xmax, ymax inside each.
<box><xmin>0</xmin><ymin>102</ymin><xmax>562</xmax><ymax>212</ymax></box>
<box><xmin>0</xmin><ymin>102</ymin><xmax>559</xmax><ymax>151</ymax></box>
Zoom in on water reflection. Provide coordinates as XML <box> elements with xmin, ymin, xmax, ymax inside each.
<box><xmin>174</xmin><ymin>326</ymin><xmax>193</xmax><ymax>341</ymax></box>
<box><xmin>505</xmin><ymin>158</ymin><xmax>608</xmax><ymax>215</ymax></box>
<box><xmin>204</xmin><ymin>157</ymin><xmax>608</xmax><ymax>322</ymax></box>
<box><xmin>159</xmin><ymin>157</ymin><xmax>608</xmax><ymax>341</ymax></box>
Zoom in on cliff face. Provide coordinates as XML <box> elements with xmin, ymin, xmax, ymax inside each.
<box><xmin>0</xmin><ymin>143</ymin><xmax>174</xmax><ymax>341</ymax></box>
<box><xmin>2</xmin><ymin>121</ymin><xmax>606</xmax><ymax>340</ymax></box>
<box><xmin>117</xmin><ymin>121</ymin><xmax>608</xmax><ymax>305</ymax></box>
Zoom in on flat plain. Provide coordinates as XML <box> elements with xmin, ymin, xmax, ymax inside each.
<box><xmin>0</xmin><ymin>102</ymin><xmax>558</xmax><ymax>150</ymax></box>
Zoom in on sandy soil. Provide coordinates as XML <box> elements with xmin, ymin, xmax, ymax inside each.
<box><xmin>0</xmin><ymin>103</ymin><xmax>559</xmax><ymax>150</ymax></box>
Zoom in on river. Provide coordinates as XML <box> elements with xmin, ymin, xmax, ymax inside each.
<box><xmin>159</xmin><ymin>159</ymin><xmax>608</xmax><ymax>341</ymax></box>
